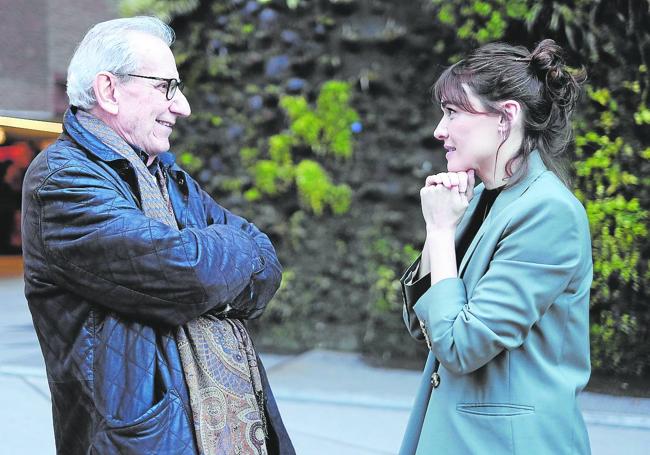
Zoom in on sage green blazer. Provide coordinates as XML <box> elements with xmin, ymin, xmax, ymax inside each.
<box><xmin>400</xmin><ymin>151</ymin><xmax>592</xmax><ymax>455</ymax></box>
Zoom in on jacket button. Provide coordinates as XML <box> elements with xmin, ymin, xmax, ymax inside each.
<box><xmin>419</xmin><ymin>320</ymin><xmax>432</xmax><ymax>351</ymax></box>
<box><xmin>431</xmin><ymin>372</ymin><xmax>440</xmax><ymax>388</ymax></box>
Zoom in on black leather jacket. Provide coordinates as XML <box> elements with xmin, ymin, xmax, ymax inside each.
<box><xmin>22</xmin><ymin>108</ymin><xmax>294</xmax><ymax>454</ymax></box>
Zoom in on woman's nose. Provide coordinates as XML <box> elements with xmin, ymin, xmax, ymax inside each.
<box><xmin>433</xmin><ymin>118</ymin><xmax>447</xmax><ymax>141</ymax></box>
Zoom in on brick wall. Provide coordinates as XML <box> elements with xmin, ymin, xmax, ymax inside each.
<box><xmin>0</xmin><ymin>0</ymin><xmax>118</xmax><ymax>119</ymax></box>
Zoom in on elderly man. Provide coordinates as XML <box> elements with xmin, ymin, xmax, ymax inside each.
<box><xmin>22</xmin><ymin>17</ymin><xmax>294</xmax><ymax>455</ymax></box>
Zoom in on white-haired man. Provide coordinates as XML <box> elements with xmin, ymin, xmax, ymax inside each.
<box><xmin>22</xmin><ymin>16</ymin><xmax>294</xmax><ymax>455</ymax></box>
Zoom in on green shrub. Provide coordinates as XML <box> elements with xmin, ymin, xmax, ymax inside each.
<box><xmin>178</xmin><ymin>151</ymin><xmax>203</xmax><ymax>173</ymax></box>
<box><xmin>241</xmin><ymin>80</ymin><xmax>358</xmax><ymax>215</ymax></box>
<box><xmin>280</xmin><ymin>81</ymin><xmax>359</xmax><ymax>158</ymax></box>
<box><xmin>362</xmin><ymin>233</ymin><xmax>424</xmax><ymax>366</ymax></box>
<box><xmin>574</xmin><ymin>85</ymin><xmax>649</xmax><ymax>376</ymax></box>
<box><xmin>295</xmin><ymin>160</ymin><xmax>350</xmax><ymax>216</ymax></box>
<box><xmin>119</xmin><ymin>0</ymin><xmax>199</xmax><ymax>22</ymax></box>
<box><xmin>430</xmin><ymin>0</ymin><xmax>531</xmax><ymax>45</ymax></box>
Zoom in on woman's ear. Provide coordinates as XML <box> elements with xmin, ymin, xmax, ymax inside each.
<box><xmin>93</xmin><ymin>71</ymin><xmax>120</xmax><ymax>115</ymax></box>
<box><xmin>500</xmin><ymin>100</ymin><xmax>522</xmax><ymax>127</ymax></box>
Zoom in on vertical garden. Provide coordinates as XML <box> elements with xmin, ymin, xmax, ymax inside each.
<box><xmin>120</xmin><ymin>0</ymin><xmax>649</xmax><ymax>381</ymax></box>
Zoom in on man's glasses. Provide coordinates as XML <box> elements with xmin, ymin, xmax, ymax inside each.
<box><xmin>122</xmin><ymin>74</ymin><xmax>184</xmax><ymax>100</ymax></box>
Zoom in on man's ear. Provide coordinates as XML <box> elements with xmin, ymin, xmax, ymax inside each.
<box><xmin>93</xmin><ymin>72</ymin><xmax>120</xmax><ymax>115</ymax></box>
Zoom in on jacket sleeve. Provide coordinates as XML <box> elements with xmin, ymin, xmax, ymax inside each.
<box><xmin>198</xmin><ymin>186</ymin><xmax>282</xmax><ymax>320</ymax></box>
<box><xmin>413</xmin><ymin>195</ymin><xmax>587</xmax><ymax>375</ymax></box>
<box><xmin>36</xmin><ymin>163</ymin><xmax>268</xmax><ymax>326</ymax></box>
<box><xmin>400</xmin><ymin>257</ymin><xmax>428</xmax><ymax>342</ymax></box>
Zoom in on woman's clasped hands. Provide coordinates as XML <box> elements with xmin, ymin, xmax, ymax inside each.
<box><xmin>420</xmin><ymin>169</ymin><xmax>475</xmax><ymax>231</ymax></box>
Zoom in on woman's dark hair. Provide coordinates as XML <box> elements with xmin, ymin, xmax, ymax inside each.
<box><xmin>433</xmin><ymin>39</ymin><xmax>586</xmax><ymax>187</ymax></box>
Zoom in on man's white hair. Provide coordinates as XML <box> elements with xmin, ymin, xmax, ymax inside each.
<box><xmin>66</xmin><ymin>16</ymin><xmax>175</xmax><ymax>109</ymax></box>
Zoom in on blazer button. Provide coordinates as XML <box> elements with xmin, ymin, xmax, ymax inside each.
<box><xmin>419</xmin><ymin>320</ymin><xmax>432</xmax><ymax>351</ymax></box>
<box><xmin>431</xmin><ymin>372</ymin><xmax>441</xmax><ymax>388</ymax></box>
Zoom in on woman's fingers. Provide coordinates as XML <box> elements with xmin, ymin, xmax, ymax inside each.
<box><xmin>466</xmin><ymin>169</ymin><xmax>476</xmax><ymax>200</ymax></box>
<box><xmin>420</xmin><ymin>182</ymin><xmax>470</xmax><ymax>230</ymax></box>
<box><xmin>447</xmin><ymin>173</ymin><xmax>460</xmax><ymax>188</ymax></box>
<box><xmin>457</xmin><ymin>172</ymin><xmax>468</xmax><ymax>193</ymax></box>
<box><xmin>426</xmin><ymin>170</ymin><xmax>476</xmax><ymax>197</ymax></box>
<box><xmin>425</xmin><ymin>174</ymin><xmax>442</xmax><ymax>186</ymax></box>
<box><xmin>439</xmin><ymin>173</ymin><xmax>452</xmax><ymax>188</ymax></box>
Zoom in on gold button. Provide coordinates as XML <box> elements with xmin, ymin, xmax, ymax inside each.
<box><xmin>419</xmin><ymin>320</ymin><xmax>432</xmax><ymax>350</ymax></box>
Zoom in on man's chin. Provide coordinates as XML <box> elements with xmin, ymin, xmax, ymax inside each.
<box><xmin>146</xmin><ymin>142</ymin><xmax>170</xmax><ymax>155</ymax></box>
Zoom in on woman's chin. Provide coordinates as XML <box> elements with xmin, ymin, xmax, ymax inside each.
<box><xmin>446</xmin><ymin>164</ymin><xmax>468</xmax><ymax>173</ymax></box>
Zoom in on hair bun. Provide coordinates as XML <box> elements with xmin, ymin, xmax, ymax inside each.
<box><xmin>529</xmin><ymin>39</ymin><xmax>585</xmax><ymax>108</ymax></box>
<box><xmin>530</xmin><ymin>39</ymin><xmax>564</xmax><ymax>78</ymax></box>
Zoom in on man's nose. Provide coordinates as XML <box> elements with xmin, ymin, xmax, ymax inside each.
<box><xmin>171</xmin><ymin>89</ymin><xmax>191</xmax><ymax>117</ymax></box>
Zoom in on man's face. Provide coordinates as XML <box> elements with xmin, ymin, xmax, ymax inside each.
<box><xmin>114</xmin><ymin>33</ymin><xmax>191</xmax><ymax>156</ymax></box>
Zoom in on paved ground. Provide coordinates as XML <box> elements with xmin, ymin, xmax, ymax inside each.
<box><xmin>2</xmin><ymin>276</ymin><xmax>650</xmax><ymax>454</ymax></box>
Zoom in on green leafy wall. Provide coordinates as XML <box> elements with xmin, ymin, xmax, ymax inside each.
<box><xmin>122</xmin><ymin>0</ymin><xmax>649</xmax><ymax>377</ymax></box>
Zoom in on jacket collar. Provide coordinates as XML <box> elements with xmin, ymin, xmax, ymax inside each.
<box><xmin>62</xmin><ymin>106</ymin><xmax>178</xmax><ymax>170</ymax></box>
<box><xmin>456</xmin><ymin>150</ymin><xmax>548</xmax><ymax>275</ymax></box>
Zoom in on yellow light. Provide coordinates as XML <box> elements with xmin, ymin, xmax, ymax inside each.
<box><xmin>0</xmin><ymin>116</ymin><xmax>62</xmax><ymax>134</ymax></box>
<box><xmin>0</xmin><ymin>127</ymin><xmax>5</xmax><ymax>144</ymax></box>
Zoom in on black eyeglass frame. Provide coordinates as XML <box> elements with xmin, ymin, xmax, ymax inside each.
<box><xmin>121</xmin><ymin>73</ymin><xmax>184</xmax><ymax>100</ymax></box>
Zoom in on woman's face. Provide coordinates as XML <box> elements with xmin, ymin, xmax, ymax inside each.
<box><xmin>433</xmin><ymin>87</ymin><xmax>502</xmax><ymax>175</ymax></box>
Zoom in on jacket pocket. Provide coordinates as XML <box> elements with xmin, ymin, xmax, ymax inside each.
<box><xmin>91</xmin><ymin>389</ymin><xmax>195</xmax><ymax>455</ymax></box>
<box><xmin>105</xmin><ymin>388</ymin><xmax>177</xmax><ymax>431</ymax></box>
<box><xmin>457</xmin><ymin>403</ymin><xmax>535</xmax><ymax>416</ymax></box>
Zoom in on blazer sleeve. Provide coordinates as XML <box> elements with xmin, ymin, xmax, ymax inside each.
<box><xmin>36</xmin><ymin>164</ymin><xmax>268</xmax><ymax>326</ymax></box>
<box><xmin>400</xmin><ymin>257</ymin><xmax>429</xmax><ymax>342</ymax></box>
<box><xmin>413</xmin><ymin>195</ymin><xmax>588</xmax><ymax>375</ymax></box>
<box><xmin>198</xmin><ymin>186</ymin><xmax>282</xmax><ymax>320</ymax></box>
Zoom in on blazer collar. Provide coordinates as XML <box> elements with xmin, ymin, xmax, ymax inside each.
<box><xmin>456</xmin><ymin>150</ymin><xmax>548</xmax><ymax>275</ymax></box>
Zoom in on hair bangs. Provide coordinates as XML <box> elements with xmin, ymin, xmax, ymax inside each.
<box><xmin>432</xmin><ymin>63</ymin><xmax>481</xmax><ymax>114</ymax></box>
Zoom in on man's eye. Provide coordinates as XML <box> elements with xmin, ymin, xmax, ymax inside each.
<box><xmin>159</xmin><ymin>82</ymin><xmax>170</xmax><ymax>91</ymax></box>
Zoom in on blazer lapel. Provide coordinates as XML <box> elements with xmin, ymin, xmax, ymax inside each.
<box><xmin>457</xmin><ymin>151</ymin><xmax>549</xmax><ymax>276</ymax></box>
<box><xmin>458</xmin><ymin>215</ymin><xmax>489</xmax><ymax>277</ymax></box>
<box><xmin>455</xmin><ymin>183</ymin><xmax>484</xmax><ymax>245</ymax></box>
<box><xmin>453</xmin><ymin>184</ymin><xmax>484</xmax><ymax>277</ymax></box>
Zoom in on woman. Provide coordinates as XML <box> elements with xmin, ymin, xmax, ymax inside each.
<box><xmin>400</xmin><ymin>40</ymin><xmax>591</xmax><ymax>454</ymax></box>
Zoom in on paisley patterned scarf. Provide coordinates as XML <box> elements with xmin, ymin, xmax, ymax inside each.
<box><xmin>76</xmin><ymin>110</ymin><xmax>268</xmax><ymax>455</ymax></box>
